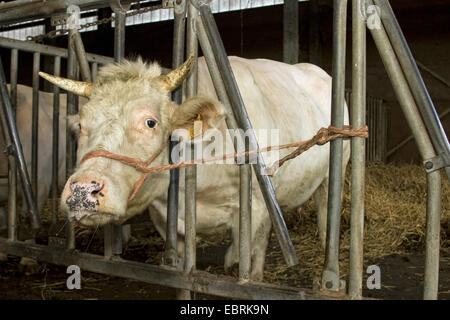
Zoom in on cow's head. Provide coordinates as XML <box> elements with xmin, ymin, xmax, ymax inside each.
<box><xmin>40</xmin><ymin>55</ymin><xmax>224</xmax><ymax>226</ymax></box>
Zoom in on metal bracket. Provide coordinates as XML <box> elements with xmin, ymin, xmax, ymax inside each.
<box><xmin>51</xmin><ymin>15</ymin><xmax>68</xmax><ymax>26</ymax></box>
<box><xmin>423</xmin><ymin>152</ymin><xmax>450</xmax><ymax>173</ymax></box>
<box><xmin>163</xmin><ymin>0</ymin><xmax>175</xmax><ymax>8</ymax></box>
<box><xmin>3</xmin><ymin>144</ymin><xmax>15</xmax><ymax>157</ymax></box>
<box><xmin>109</xmin><ymin>0</ymin><xmax>130</xmax><ymax>13</ymax></box>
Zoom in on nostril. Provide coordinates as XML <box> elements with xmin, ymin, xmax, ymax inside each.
<box><xmin>91</xmin><ymin>183</ymin><xmax>104</xmax><ymax>195</ymax></box>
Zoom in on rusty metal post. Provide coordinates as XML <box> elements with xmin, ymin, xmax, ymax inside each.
<box><xmin>31</xmin><ymin>52</ymin><xmax>40</xmax><ymax>203</ymax></box>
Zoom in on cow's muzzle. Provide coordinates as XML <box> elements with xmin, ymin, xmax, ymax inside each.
<box><xmin>66</xmin><ymin>179</ymin><xmax>104</xmax><ymax>212</ymax></box>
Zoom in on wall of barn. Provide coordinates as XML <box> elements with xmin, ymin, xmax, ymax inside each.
<box><xmin>1</xmin><ymin>0</ymin><xmax>448</xmax><ymax>164</ymax></box>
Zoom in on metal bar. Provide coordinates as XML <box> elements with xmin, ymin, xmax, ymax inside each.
<box><xmin>416</xmin><ymin>60</ymin><xmax>450</xmax><ymax>89</ymax></box>
<box><xmin>374</xmin><ymin>0</ymin><xmax>450</xmax><ymax>180</ymax></box>
<box><xmin>387</xmin><ymin>108</ymin><xmax>450</xmax><ymax>158</ymax></box>
<box><xmin>72</xmin><ymin>30</ymin><xmax>92</xmax><ymax>82</ymax></box>
<box><xmin>51</xmin><ymin>56</ymin><xmax>61</xmax><ymax>230</ymax></box>
<box><xmin>65</xmin><ymin>28</ymin><xmax>77</xmax><ymax>250</ymax></box>
<box><xmin>107</xmin><ymin>4</ymin><xmax>127</xmax><ymax>257</ymax></box>
<box><xmin>239</xmin><ymin>158</ymin><xmax>252</xmax><ymax>281</ymax></box>
<box><xmin>165</xmin><ymin>0</ymin><xmax>187</xmax><ymax>269</ymax></box>
<box><xmin>0</xmin><ymin>37</ymin><xmax>115</xmax><ymax>65</ymax></box>
<box><xmin>91</xmin><ymin>62</ymin><xmax>98</xmax><ymax>81</ymax></box>
<box><xmin>367</xmin><ymin>0</ymin><xmax>441</xmax><ymax>300</ymax></box>
<box><xmin>31</xmin><ymin>52</ymin><xmax>40</xmax><ymax>202</ymax></box>
<box><xmin>0</xmin><ymin>237</ymin><xmax>335</xmax><ymax>300</ymax></box>
<box><xmin>195</xmin><ymin>0</ymin><xmax>298</xmax><ymax>267</ymax></box>
<box><xmin>283</xmin><ymin>0</ymin><xmax>299</xmax><ymax>64</ymax></box>
<box><xmin>7</xmin><ymin>48</ymin><xmax>18</xmax><ymax>241</ymax></box>
<box><xmin>308</xmin><ymin>0</ymin><xmax>321</xmax><ymax>65</ymax></box>
<box><xmin>0</xmin><ymin>0</ymin><xmax>135</xmax><ymax>26</ymax></box>
<box><xmin>348</xmin><ymin>0</ymin><xmax>366</xmax><ymax>299</ymax></box>
<box><xmin>9</xmin><ymin>49</ymin><xmax>18</xmax><ymax>110</ymax></box>
<box><xmin>181</xmin><ymin>1</ymin><xmax>199</xmax><ymax>300</ymax></box>
<box><xmin>322</xmin><ymin>0</ymin><xmax>347</xmax><ymax>292</ymax></box>
<box><xmin>0</xmin><ymin>58</ymin><xmax>40</xmax><ymax>231</ymax></box>
<box><xmin>196</xmin><ymin>19</ymin><xmax>252</xmax><ymax>280</ymax></box>
<box><xmin>424</xmin><ymin>170</ymin><xmax>441</xmax><ymax>300</ymax></box>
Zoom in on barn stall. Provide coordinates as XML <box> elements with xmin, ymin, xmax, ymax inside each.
<box><xmin>0</xmin><ymin>0</ymin><xmax>449</xmax><ymax>300</ymax></box>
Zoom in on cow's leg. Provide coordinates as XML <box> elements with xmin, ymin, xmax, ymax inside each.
<box><xmin>224</xmin><ymin>212</ymin><xmax>239</xmax><ymax>274</ymax></box>
<box><xmin>313</xmin><ymin>178</ymin><xmax>328</xmax><ymax>250</ymax></box>
<box><xmin>250</xmin><ymin>213</ymin><xmax>272</xmax><ymax>282</ymax></box>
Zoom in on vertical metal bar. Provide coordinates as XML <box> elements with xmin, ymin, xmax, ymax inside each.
<box><xmin>91</xmin><ymin>62</ymin><xmax>98</xmax><ymax>81</ymax></box>
<box><xmin>308</xmin><ymin>0</ymin><xmax>321</xmax><ymax>65</ymax></box>
<box><xmin>196</xmin><ymin>20</ymin><xmax>252</xmax><ymax>281</ymax></box>
<box><xmin>283</xmin><ymin>0</ymin><xmax>299</xmax><ymax>64</ymax></box>
<box><xmin>107</xmin><ymin>4</ymin><xmax>127</xmax><ymax>257</ymax></box>
<box><xmin>0</xmin><ymin>58</ymin><xmax>39</xmax><ymax>231</ymax></box>
<box><xmin>72</xmin><ymin>30</ymin><xmax>92</xmax><ymax>82</ymax></box>
<box><xmin>31</xmin><ymin>52</ymin><xmax>40</xmax><ymax>202</ymax></box>
<box><xmin>9</xmin><ymin>49</ymin><xmax>18</xmax><ymax>111</ymax></box>
<box><xmin>348</xmin><ymin>0</ymin><xmax>366</xmax><ymax>299</ymax></box>
<box><xmin>196</xmin><ymin>0</ymin><xmax>298</xmax><ymax>267</ymax></box>
<box><xmin>51</xmin><ymin>56</ymin><xmax>61</xmax><ymax>230</ymax></box>
<box><xmin>367</xmin><ymin>0</ymin><xmax>441</xmax><ymax>299</ymax></box>
<box><xmin>165</xmin><ymin>0</ymin><xmax>187</xmax><ymax>269</ymax></box>
<box><xmin>182</xmin><ymin>1</ymin><xmax>199</xmax><ymax>300</ymax></box>
<box><xmin>322</xmin><ymin>0</ymin><xmax>347</xmax><ymax>292</ymax></box>
<box><xmin>239</xmin><ymin>151</ymin><xmax>252</xmax><ymax>281</ymax></box>
<box><xmin>424</xmin><ymin>170</ymin><xmax>441</xmax><ymax>300</ymax></box>
<box><xmin>7</xmin><ymin>48</ymin><xmax>18</xmax><ymax>241</ymax></box>
<box><xmin>374</xmin><ymin>0</ymin><xmax>450</xmax><ymax>181</ymax></box>
<box><xmin>66</xmin><ymin>28</ymin><xmax>77</xmax><ymax>250</ymax></box>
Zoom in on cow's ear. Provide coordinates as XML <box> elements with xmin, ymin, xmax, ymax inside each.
<box><xmin>169</xmin><ymin>96</ymin><xmax>225</xmax><ymax>137</ymax></box>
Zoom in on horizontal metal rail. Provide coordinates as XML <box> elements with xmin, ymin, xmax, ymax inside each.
<box><xmin>0</xmin><ymin>36</ymin><xmax>114</xmax><ymax>65</ymax></box>
<box><xmin>0</xmin><ymin>237</ymin><xmax>336</xmax><ymax>300</ymax></box>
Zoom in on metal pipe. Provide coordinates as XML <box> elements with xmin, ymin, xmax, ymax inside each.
<box><xmin>416</xmin><ymin>60</ymin><xmax>450</xmax><ymax>89</ymax></box>
<box><xmin>196</xmin><ymin>18</ymin><xmax>253</xmax><ymax>282</ymax></box>
<box><xmin>0</xmin><ymin>37</ymin><xmax>115</xmax><ymax>65</ymax></box>
<box><xmin>387</xmin><ymin>108</ymin><xmax>450</xmax><ymax>159</ymax></box>
<box><xmin>367</xmin><ymin>0</ymin><xmax>441</xmax><ymax>300</ymax></box>
<box><xmin>51</xmin><ymin>56</ymin><xmax>61</xmax><ymax>230</ymax></box>
<box><xmin>65</xmin><ymin>28</ymin><xmax>77</xmax><ymax>250</ymax></box>
<box><xmin>348</xmin><ymin>0</ymin><xmax>366</xmax><ymax>299</ymax></box>
<box><xmin>91</xmin><ymin>62</ymin><xmax>98</xmax><ymax>80</ymax></box>
<box><xmin>0</xmin><ymin>58</ymin><xmax>40</xmax><ymax>231</ymax></box>
<box><xmin>0</xmin><ymin>0</ymin><xmax>134</xmax><ymax>26</ymax></box>
<box><xmin>165</xmin><ymin>0</ymin><xmax>186</xmax><ymax>269</ymax></box>
<box><xmin>196</xmin><ymin>19</ymin><xmax>252</xmax><ymax>280</ymax></box>
<box><xmin>108</xmin><ymin>4</ymin><xmax>127</xmax><ymax>257</ymax></box>
<box><xmin>424</xmin><ymin>170</ymin><xmax>441</xmax><ymax>300</ymax></box>
<box><xmin>31</xmin><ymin>52</ymin><xmax>40</xmax><ymax>202</ymax></box>
<box><xmin>72</xmin><ymin>31</ymin><xmax>92</xmax><ymax>82</ymax></box>
<box><xmin>195</xmin><ymin>0</ymin><xmax>298</xmax><ymax>267</ymax></box>
<box><xmin>374</xmin><ymin>0</ymin><xmax>450</xmax><ymax>180</ymax></box>
<box><xmin>7</xmin><ymin>48</ymin><xmax>18</xmax><ymax>241</ymax></box>
<box><xmin>9</xmin><ymin>49</ymin><xmax>18</xmax><ymax>110</ymax></box>
<box><xmin>0</xmin><ymin>237</ymin><xmax>335</xmax><ymax>300</ymax></box>
<box><xmin>181</xmin><ymin>1</ymin><xmax>199</xmax><ymax>300</ymax></box>
<box><xmin>283</xmin><ymin>0</ymin><xmax>299</xmax><ymax>64</ymax></box>
<box><xmin>322</xmin><ymin>0</ymin><xmax>347</xmax><ymax>292</ymax></box>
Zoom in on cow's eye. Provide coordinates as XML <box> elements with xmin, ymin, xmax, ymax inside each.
<box><xmin>145</xmin><ymin>118</ymin><xmax>158</xmax><ymax>129</ymax></box>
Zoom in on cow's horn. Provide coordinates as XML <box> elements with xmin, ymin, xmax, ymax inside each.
<box><xmin>157</xmin><ymin>53</ymin><xmax>195</xmax><ymax>92</ymax></box>
<box><xmin>39</xmin><ymin>72</ymin><xmax>93</xmax><ymax>98</ymax></box>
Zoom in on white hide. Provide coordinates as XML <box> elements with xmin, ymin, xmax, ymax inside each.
<box><xmin>149</xmin><ymin>57</ymin><xmax>350</xmax><ymax>280</ymax></box>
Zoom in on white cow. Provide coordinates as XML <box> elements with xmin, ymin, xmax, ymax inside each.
<box><xmin>41</xmin><ymin>56</ymin><xmax>350</xmax><ymax>281</ymax></box>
